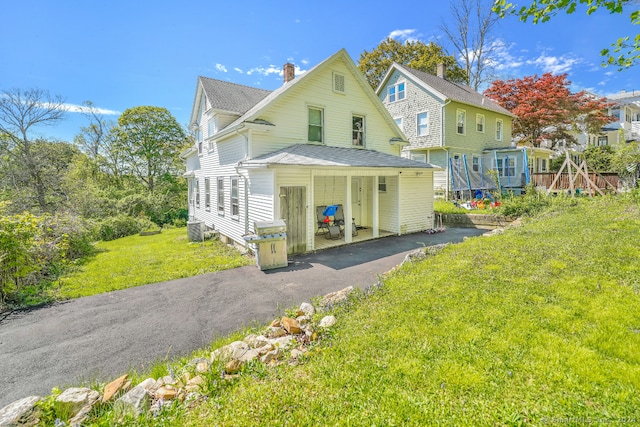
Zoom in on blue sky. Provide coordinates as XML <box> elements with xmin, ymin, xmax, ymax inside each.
<box><xmin>1</xmin><ymin>0</ymin><xmax>637</xmax><ymax>143</ymax></box>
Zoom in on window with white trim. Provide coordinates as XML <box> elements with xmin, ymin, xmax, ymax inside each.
<box><xmin>378</xmin><ymin>176</ymin><xmax>387</xmax><ymax>192</ymax></box>
<box><xmin>204</xmin><ymin>177</ymin><xmax>211</xmax><ymax>210</ymax></box>
<box><xmin>194</xmin><ymin>178</ymin><xmax>200</xmax><ymax>208</ymax></box>
<box><xmin>217</xmin><ymin>177</ymin><xmax>224</xmax><ymax>214</ymax></box>
<box><xmin>196</xmin><ymin>127</ymin><xmax>202</xmax><ymax>154</ymax></box>
<box><xmin>417</xmin><ymin>112</ymin><xmax>429</xmax><ymax>136</ymax></box>
<box><xmin>472</xmin><ymin>156</ymin><xmax>481</xmax><ymax>172</ymax></box>
<box><xmin>231</xmin><ymin>177</ymin><xmax>239</xmax><ymax>217</ymax></box>
<box><xmin>188</xmin><ymin>180</ymin><xmax>194</xmax><ymax>206</ymax></box>
<box><xmin>411</xmin><ymin>153</ymin><xmax>427</xmax><ymax>163</ymax></box>
<box><xmin>496</xmin><ymin>119</ymin><xmax>503</xmax><ymax>141</ymax></box>
<box><xmin>456</xmin><ymin>109</ymin><xmax>466</xmax><ymax>135</ymax></box>
<box><xmin>496</xmin><ymin>157</ymin><xmax>515</xmax><ymax>177</ymax></box>
<box><xmin>352</xmin><ymin>115</ymin><xmax>365</xmax><ymax>146</ymax></box>
<box><xmin>388</xmin><ymin>82</ymin><xmax>405</xmax><ymax>103</ymax></box>
<box><xmin>476</xmin><ymin>114</ymin><xmax>485</xmax><ymax>133</ymax></box>
<box><xmin>308</xmin><ymin>107</ymin><xmax>323</xmax><ymax>143</ymax></box>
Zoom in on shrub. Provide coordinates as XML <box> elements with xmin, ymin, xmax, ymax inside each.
<box><xmin>92</xmin><ymin>214</ymin><xmax>158</xmax><ymax>241</ymax></box>
<box><xmin>498</xmin><ymin>186</ymin><xmax>551</xmax><ymax>217</ymax></box>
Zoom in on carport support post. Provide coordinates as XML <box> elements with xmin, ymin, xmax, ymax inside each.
<box><xmin>373</xmin><ymin>176</ymin><xmax>379</xmax><ymax>238</ymax></box>
<box><xmin>344</xmin><ymin>174</ymin><xmax>353</xmax><ymax>243</ymax></box>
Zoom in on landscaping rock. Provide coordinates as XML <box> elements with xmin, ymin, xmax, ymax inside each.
<box><xmin>269</xmin><ymin>318</ymin><xmax>281</xmax><ymax>327</ymax></box>
<box><xmin>319</xmin><ymin>315</ymin><xmax>336</xmax><ymax>328</ymax></box>
<box><xmin>196</xmin><ymin>360</ymin><xmax>210</xmax><ymax>373</ymax></box>
<box><xmin>238</xmin><ymin>348</ymin><xmax>260</xmax><ymax>362</ymax></box>
<box><xmin>281</xmin><ymin>317</ymin><xmax>302</xmax><ymax>334</ymax></box>
<box><xmin>115</xmin><ymin>384</ymin><xmax>150</xmax><ymax>417</ymax></box>
<box><xmin>56</xmin><ymin>387</ymin><xmax>99</xmax><ymax>421</ymax></box>
<box><xmin>185</xmin><ymin>375</ymin><xmax>205</xmax><ymax>392</ymax></box>
<box><xmin>211</xmin><ymin>341</ymin><xmax>250</xmax><ymax>363</ymax></box>
<box><xmin>269</xmin><ymin>335</ymin><xmax>295</xmax><ymax>349</ymax></box>
<box><xmin>155</xmin><ymin>386</ymin><xmax>178</xmax><ymax>400</ymax></box>
<box><xmin>138</xmin><ymin>378</ymin><xmax>159</xmax><ymax>394</ymax></box>
<box><xmin>256</xmin><ymin>344</ymin><xmax>274</xmax><ymax>355</ymax></box>
<box><xmin>261</xmin><ymin>348</ymin><xmax>284</xmax><ymax>364</ymax></box>
<box><xmin>103</xmin><ymin>374</ymin><xmax>129</xmax><ymax>403</ymax></box>
<box><xmin>320</xmin><ymin>286</ymin><xmax>354</xmax><ymax>308</ymax></box>
<box><xmin>265</xmin><ymin>326</ymin><xmax>287</xmax><ymax>338</ymax></box>
<box><xmin>0</xmin><ymin>396</ymin><xmax>41</xmax><ymax>427</ymax></box>
<box><xmin>299</xmin><ymin>302</ymin><xmax>315</xmax><ymax>316</ymax></box>
<box><xmin>290</xmin><ymin>348</ymin><xmax>306</xmax><ymax>359</ymax></box>
<box><xmin>243</xmin><ymin>334</ymin><xmax>268</xmax><ymax>348</ymax></box>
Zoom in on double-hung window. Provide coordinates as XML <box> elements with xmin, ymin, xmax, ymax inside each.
<box><xmin>388</xmin><ymin>82</ymin><xmax>405</xmax><ymax>103</ymax></box>
<box><xmin>194</xmin><ymin>178</ymin><xmax>200</xmax><ymax>208</ymax></box>
<box><xmin>204</xmin><ymin>178</ymin><xmax>211</xmax><ymax>210</ymax></box>
<box><xmin>417</xmin><ymin>112</ymin><xmax>429</xmax><ymax>136</ymax></box>
<box><xmin>196</xmin><ymin>127</ymin><xmax>203</xmax><ymax>154</ymax></box>
<box><xmin>472</xmin><ymin>156</ymin><xmax>481</xmax><ymax>172</ymax></box>
<box><xmin>476</xmin><ymin>114</ymin><xmax>485</xmax><ymax>133</ymax></box>
<box><xmin>231</xmin><ymin>177</ymin><xmax>239</xmax><ymax>217</ymax></box>
<box><xmin>217</xmin><ymin>177</ymin><xmax>224</xmax><ymax>214</ymax></box>
<box><xmin>496</xmin><ymin>119</ymin><xmax>503</xmax><ymax>141</ymax></box>
<box><xmin>457</xmin><ymin>109</ymin><xmax>466</xmax><ymax>135</ymax></box>
<box><xmin>496</xmin><ymin>158</ymin><xmax>515</xmax><ymax>177</ymax></box>
<box><xmin>308</xmin><ymin>107</ymin><xmax>323</xmax><ymax>143</ymax></box>
<box><xmin>352</xmin><ymin>115</ymin><xmax>365</xmax><ymax>146</ymax></box>
<box><xmin>378</xmin><ymin>176</ymin><xmax>387</xmax><ymax>192</ymax></box>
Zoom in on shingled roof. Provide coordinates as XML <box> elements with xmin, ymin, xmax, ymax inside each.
<box><xmin>394</xmin><ymin>64</ymin><xmax>513</xmax><ymax>117</ymax></box>
<box><xmin>198</xmin><ymin>76</ymin><xmax>271</xmax><ymax>115</ymax></box>
<box><xmin>240</xmin><ymin>144</ymin><xmax>438</xmax><ymax>169</ymax></box>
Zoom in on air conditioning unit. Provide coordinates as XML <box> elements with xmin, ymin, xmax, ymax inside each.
<box><xmin>187</xmin><ymin>220</ymin><xmax>205</xmax><ymax>242</ymax></box>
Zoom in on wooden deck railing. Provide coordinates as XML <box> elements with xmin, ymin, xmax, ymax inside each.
<box><xmin>531</xmin><ymin>173</ymin><xmax>619</xmax><ymax>191</ymax></box>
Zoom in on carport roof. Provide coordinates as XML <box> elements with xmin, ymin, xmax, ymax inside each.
<box><xmin>239</xmin><ymin>144</ymin><xmax>439</xmax><ymax>169</ymax></box>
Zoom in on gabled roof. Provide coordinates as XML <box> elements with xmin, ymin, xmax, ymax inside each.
<box><xmin>213</xmin><ymin>49</ymin><xmax>405</xmax><ymax>141</ymax></box>
<box><xmin>198</xmin><ymin>77</ymin><xmax>271</xmax><ymax>115</ymax></box>
<box><xmin>377</xmin><ymin>63</ymin><xmax>514</xmax><ymax>117</ymax></box>
<box><xmin>239</xmin><ymin>144</ymin><xmax>438</xmax><ymax>169</ymax></box>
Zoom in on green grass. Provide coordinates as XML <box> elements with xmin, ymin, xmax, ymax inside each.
<box><xmin>83</xmin><ymin>196</ymin><xmax>640</xmax><ymax>426</ymax></box>
<box><xmin>56</xmin><ymin>228</ymin><xmax>251</xmax><ymax>299</ymax></box>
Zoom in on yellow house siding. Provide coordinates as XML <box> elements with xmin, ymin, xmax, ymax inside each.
<box><xmin>444</xmin><ymin>102</ymin><xmax>512</xmax><ymax>151</ymax></box>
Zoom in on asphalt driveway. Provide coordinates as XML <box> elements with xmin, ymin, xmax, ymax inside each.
<box><xmin>0</xmin><ymin>227</ymin><xmax>485</xmax><ymax>408</ymax></box>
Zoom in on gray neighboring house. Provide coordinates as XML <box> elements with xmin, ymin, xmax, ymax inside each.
<box><xmin>376</xmin><ymin>63</ymin><xmax>552</xmax><ymax>197</ymax></box>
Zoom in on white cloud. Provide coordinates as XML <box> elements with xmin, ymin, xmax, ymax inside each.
<box><xmin>387</xmin><ymin>29</ymin><xmax>420</xmax><ymax>42</ymax></box>
<box><xmin>526</xmin><ymin>53</ymin><xmax>579</xmax><ymax>74</ymax></box>
<box><xmin>301</xmin><ymin>59</ymin><xmax>309</xmax><ymax>65</ymax></box>
<box><xmin>246</xmin><ymin>64</ymin><xmax>307</xmax><ymax>77</ymax></box>
<box><xmin>216</xmin><ymin>63</ymin><xmax>228</xmax><ymax>72</ymax></box>
<box><xmin>60</xmin><ymin>103</ymin><xmax>120</xmax><ymax>115</ymax></box>
<box><xmin>486</xmin><ymin>39</ymin><xmax>524</xmax><ymax>70</ymax></box>
<box><xmin>233</xmin><ymin>67</ymin><xmax>243</xmax><ymax>73</ymax></box>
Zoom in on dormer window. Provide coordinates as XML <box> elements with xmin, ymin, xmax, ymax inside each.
<box><xmin>388</xmin><ymin>82</ymin><xmax>405</xmax><ymax>103</ymax></box>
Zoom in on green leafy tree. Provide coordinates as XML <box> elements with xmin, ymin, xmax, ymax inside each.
<box><xmin>0</xmin><ymin>88</ymin><xmax>66</xmax><ymax>212</ymax></box>
<box><xmin>583</xmin><ymin>144</ymin><xmax>615</xmax><ymax>172</ymax></box>
<box><xmin>493</xmin><ymin>0</ymin><xmax>640</xmax><ymax>69</ymax></box>
<box><xmin>113</xmin><ymin>106</ymin><xmax>188</xmax><ymax>193</ymax></box>
<box><xmin>358</xmin><ymin>38</ymin><xmax>467</xmax><ymax>89</ymax></box>
<box><xmin>611</xmin><ymin>140</ymin><xmax>640</xmax><ymax>186</ymax></box>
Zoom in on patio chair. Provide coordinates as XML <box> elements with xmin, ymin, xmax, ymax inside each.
<box><xmin>316</xmin><ymin>205</ymin><xmax>329</xmax><ymax>235</ymax></box>
<box><xmin>334</xmin><ymin>205</ymin><xmax>358</xmax><ymax>237</ymax></box>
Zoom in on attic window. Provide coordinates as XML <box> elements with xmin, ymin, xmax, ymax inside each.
<box><xmin>333</xmin><ymin>72</ymin><xmax>345</xmax><ymax>93</ymax></box>
<box><xmin>388</xmin><ymin>82</ymin><xmax>405</xmax><ymax>103</ymax></box>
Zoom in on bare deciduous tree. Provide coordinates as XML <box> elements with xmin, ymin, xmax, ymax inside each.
<box><xmin>441</xmin><ymin>0</ymin><xmax>500</xmax><ymax>91</ymax></box>
<box><xmin>0</xmin><ymin>88</ymin><xmax>66</xmax><ymax>212</ymax></box>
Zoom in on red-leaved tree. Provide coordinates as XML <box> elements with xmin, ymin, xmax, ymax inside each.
<box><xmin>484</xmin><ymin>73</ymin><xmax>615</xmax><ymax>149</ymax></box>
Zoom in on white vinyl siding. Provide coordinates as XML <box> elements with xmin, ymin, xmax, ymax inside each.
<box><xmin>399</xmin><ymin>175</ymin><xmax>433</xmax><ymax>233</ymax></box>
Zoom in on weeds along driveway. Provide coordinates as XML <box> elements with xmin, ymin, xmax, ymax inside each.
<box><xmin>0</xmin><ymin>227</ymin><xmax>485</xmax><ymax>408</ymax></box>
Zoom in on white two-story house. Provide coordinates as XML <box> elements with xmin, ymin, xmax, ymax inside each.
<box><xmin>181</xmin><ymin>49</ymin><xmax>438</xmax><ymax>255</ymax></box>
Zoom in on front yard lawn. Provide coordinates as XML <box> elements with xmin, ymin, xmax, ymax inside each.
<box><xmin>56</xmin><ymin>228</ymin><xmax>251</xmax><ymax>299</ymax></box>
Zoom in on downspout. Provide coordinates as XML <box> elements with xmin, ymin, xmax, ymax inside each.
<box><xmin>441</xmin><ymin>99</ymin><xmax>452</xmax><ymax>197</ymax></box>
<box><xmin>234</xmin><ymin>127</ymin><xmax>250</xmax><ymax>236</ymax></box>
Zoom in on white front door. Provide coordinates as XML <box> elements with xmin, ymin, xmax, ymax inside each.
<box><xmin>351</xmin><ymin>178</ymin><xmax>362</xmax><ymax>225</ymax></box>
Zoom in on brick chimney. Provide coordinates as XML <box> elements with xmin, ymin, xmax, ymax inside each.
<box><xmin>283</xmin><ymin>63</ymin><xmax>295</xmax><ymax>84</ymax></box>
<box><xmin>437</xmin><ymin>63</ymin><xmax>446</xmax><ymax>79</ymax></box>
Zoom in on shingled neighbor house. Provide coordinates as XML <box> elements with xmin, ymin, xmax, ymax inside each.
<box><xmin>377</xmin><ymin>63</ymin><xmax>552</xmax><ymax>197</ymax></box>
<box><xmin>181</xmin><ymin>49</ymin><xmax>439</xmax><ymax>255</ymax></box>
